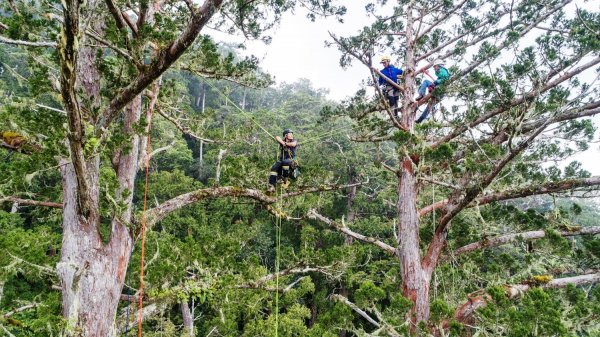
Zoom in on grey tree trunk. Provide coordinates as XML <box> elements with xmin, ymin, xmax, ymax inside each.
<box><xmin>181</xmin><ymin>301</ymin><xmax>195</xmax><ymax>336</ymax></box>
<box><xmin>58</xmin><ymin>95</ymin><xmax>139</xmax><ymax>336</ymax></box>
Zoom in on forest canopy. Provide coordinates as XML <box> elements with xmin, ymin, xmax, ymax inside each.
<box><xmin>1</xmin><ymin>0</ymin><xmax>599</xmax><ymax>336</ymax></box>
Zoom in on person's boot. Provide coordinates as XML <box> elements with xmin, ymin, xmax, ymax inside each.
<box><xmin>267</xmin><ymin>184</ymin><xmax>275</xmax><ymax>194</ymax></box>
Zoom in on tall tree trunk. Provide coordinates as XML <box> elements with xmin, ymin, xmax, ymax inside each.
<box><xmin>58</xmin><ymin>97</ymin><xmax>140</xmax><ymax>336</ymax></box>
<box><xmin>396</xmin><ymin>4</ymin><xmax>430</xmax><ymax>326</ymax></box>
<box><xmin>58</xmin><ymin>158</ymin><xmax>122</xmax><ymax>336</ymax></box>
<box><xmin>181</xmin><ymin>301</ymin><xmax>194</xmax><ymax>336</ymax></box>
<box><xmin>397</xmin><ymin>157</ymin><xmax>430</xmax><ymax>324</ymax></box>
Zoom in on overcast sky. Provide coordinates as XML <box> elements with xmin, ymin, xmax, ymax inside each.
<box><xmin>207</xmin><ymin>2</ymin><xmax>600</xmax><ymax>176</ymax></box>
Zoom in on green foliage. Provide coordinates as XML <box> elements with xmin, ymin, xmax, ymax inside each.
<box><xmin>2</xmin><ymin>0</ymin><xmax>600</xmax><ymax>335</ymax></box>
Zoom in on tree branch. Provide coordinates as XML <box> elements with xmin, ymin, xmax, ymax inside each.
<box><xmin>415</xmin><ymin>0</ymin><xmax>469</xmax><ymax>41</ymax></box>
<box><xmin>419</xmin><ymin>176</ymin><xmax>600</xmax><ymax>217</ymax></box>
<box><xmin>0</xmin><ymin>197</ymin><xmax>63</xmax><ymax>209</ymax></box>
<box><xmin>330</xmin><ymin>294</ymin><xmax>402</xmax><ymax>337</ymax></box>
<box><xmin>452</xmin><ymin>226</ymin><xmax>600</xmax><ymax>257</ymax></box>
<box><xmin>307</xmin><ymin>209</ymin><xmax>397</xmax><ymax>256</ymax></box>
<box><xmin>60</xmin><ymin>0</ymin><xmax>94</xmax><ymax>217</ymax></box>
<box><xmin>330</xmin><ymin>294</ymin><xmax>381</xmax><ymax>328</ymax></box>
<box><xmin>423</xmin><ymin>123</ymin><xmax>549</xmax><ymax>275</ymax></box>
<box><xmin>2</xmin><ymin>304</ymin><xmax>38</xmax><ymax>318</ymax></box>
<box><xmin>0</xmin><ymin>35</ymin><xmax>56</xmax><ymax>48</ymax></box>
<box><xmin>97</xmin><ymin>0</ymin><xmax>225</xmax><ymax>132</ymax></box>
<box><xmin>415</xmin><ymin>8</ymin><xmax>511</xmax><ymax>62</ymax></box>
<box><xmin>449</xmin><ymin>0</ymin><xmax>571</xmax><ymax>84</ymax></box>
<box><xmin>454</xmin><ymin>273</ymin><xmax>600</xmax><ymax>324</ymax></box>
<box><xmin>85</xmin><ymin>29</ymin><xmax>136</xmax><ymax>63</ymax></box>
<box><xmin>155</xmin><ymin>105</ymin><xmax>216</xmax><ymax>143</ymax></box>
<box><xmin>236</xmin><ymin>263</ymin><xmax>339</xmax><ymax>292</ymax></box>
<box><xmin>431</xmin><ymin>55</ymin><xmax>600</xmax><ymax>149</ymax></box>
<box><xmin>145</xmin><ymin>182</ymin><xmax>363</xmax><ymax>226</ymax></box>
<box><xmin>105</xmin><ymin>0</ymin><xmax>138</xmax><ymax>35</ymax></box>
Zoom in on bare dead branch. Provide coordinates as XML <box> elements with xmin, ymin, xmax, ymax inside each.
<box><xmin>330</xmin><ymin>294</ymin><xmax>382</xmax><ymax>328</ymax></box>
<box><xmin>330</xmin><ymin>294</ymin><xmax>402</xmax><ymax>337</ymax></box>
<box><xmin>155</xmin><ymin>105</ymin><xmax>216</xmax><ymax>143</ymax></box>
<box><xmin>419</xmin><ymin>176</ymin><xmax>600</xmax><ymax>217</ymax></box>
<box><xmin>0</xmin><ymin>35</ymin><xmax>56</xmax><ymax>48</ymax></box>
<box><xmin>214</xmin><ymin>149</ymin><xmax>227</xmax><ymax>186</ymax></box>
<box><xmin>2</xmin><ymin>304</ymin><xmax>38</xmax><ymax>318</ymax></box>
<box><xmin>236</xmin><ymin>263</ymin><xmax>339</xmax><ymax>292</ymax></box>
<box><xmin>307</xmin><ymin>209</ymin><xmax>397</xmax><ymax>256</ymax></box>
<box><xmin>0</xmin><ymin>196</ymin><xmax>63</xmax><ymax>209</ymax></box>
<box><xmin>453</xmin><ymin>226</ymin><xmax>600</xmax><ymax>257</ymax></box>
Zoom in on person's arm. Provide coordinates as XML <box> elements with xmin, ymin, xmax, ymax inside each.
<box><xmin>275</xmin><ymin>136</ymin><xmax>296</xmax><ymax>148</ymax></box>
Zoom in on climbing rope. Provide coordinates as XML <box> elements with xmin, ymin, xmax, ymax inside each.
<box><xmin>137</xmin><ymin>81</ymin><xmax>158</xmax><ymax>337</ymax></box>
<box><xmin>203</xmin><ymin>79</ymin><xmax>397</xmax><ymax>148</ymax></box>
<box><xmin>274</xmin><ymin>183</ymin><xmax>283</xmax><ymax>337</ymax></box>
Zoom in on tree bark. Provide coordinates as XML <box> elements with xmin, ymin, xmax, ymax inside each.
<box><xmin>397</xmin><ymin>156</ymin><xmax>431</xmax><ymax>324</ymax></box>
<box><xmin>58</xmin><ymin>158</ymin><xmax>117</xmax><ymax>336</ymax></box>
<box><xmin>181</xmin><ymin>301</ymin><xmax>194</xmax><ymax>336</ymax></box>
<box><xmin>396</xmin><ymin>3</ymin><xmax>431</xmax><ymax>325</ymax></box>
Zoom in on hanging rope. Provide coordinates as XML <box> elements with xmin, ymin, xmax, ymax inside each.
<box><xmin>137</xmin><ymin>80</ymin><xmax>158</xmax><ymax>337</ymax></box>
<box><xmin>274</xmin><ymin>183</ymin><xmax>283</xmax><ymax>337</ymax></box>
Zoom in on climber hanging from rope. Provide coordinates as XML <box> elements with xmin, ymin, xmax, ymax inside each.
<box><xmin>412</xmin><ymin>59</ymin><xmax>451</xmax><ymax>123</ymax></box>
<box><xmin>372</xmin><ymin>55</ymin><xmax>404</xmax><ymax>117</ymax></box>
<box><xmin>267</xmin><ymin>128</ymin><xmax>298</xmax><ymax>193</ymax></box>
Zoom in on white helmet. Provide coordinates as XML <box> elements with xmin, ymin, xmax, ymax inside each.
<box><xmin>433</xmin><ymin>59</ymin><xmax>444</xmax><ymax>66</ymax></box>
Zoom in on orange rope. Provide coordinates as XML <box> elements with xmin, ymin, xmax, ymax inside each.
<box><xmin>138</xmin><ymin>80</ymin><xmax>159</xmax><ymax>336</ymax></box>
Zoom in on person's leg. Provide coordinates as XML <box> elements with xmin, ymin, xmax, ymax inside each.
<box><xmin>418</xmin><ymin>80</ymin><xmax>432</xmax><ymax>98</ymax></box>
<box><xmin>416</xmin><ymin>104</ymin><xmax>430</xmax><ymax>123</ymax></box>
<box><xmin>269</xmin><ymin>161</ymin><xmax>281</xmax><ymax>188</ymax></box>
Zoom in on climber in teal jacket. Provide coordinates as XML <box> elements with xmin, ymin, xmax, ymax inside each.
<box><xmin>413</xmin><ymin>59</ymin><xmax>451</xmax><ymax>123</ymax></box>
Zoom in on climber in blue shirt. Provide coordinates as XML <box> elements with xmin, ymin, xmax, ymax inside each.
<box><xmin>374</xmin><ymin>56</ymin><xmax>404</xmax><ymax>116</ymax></box>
